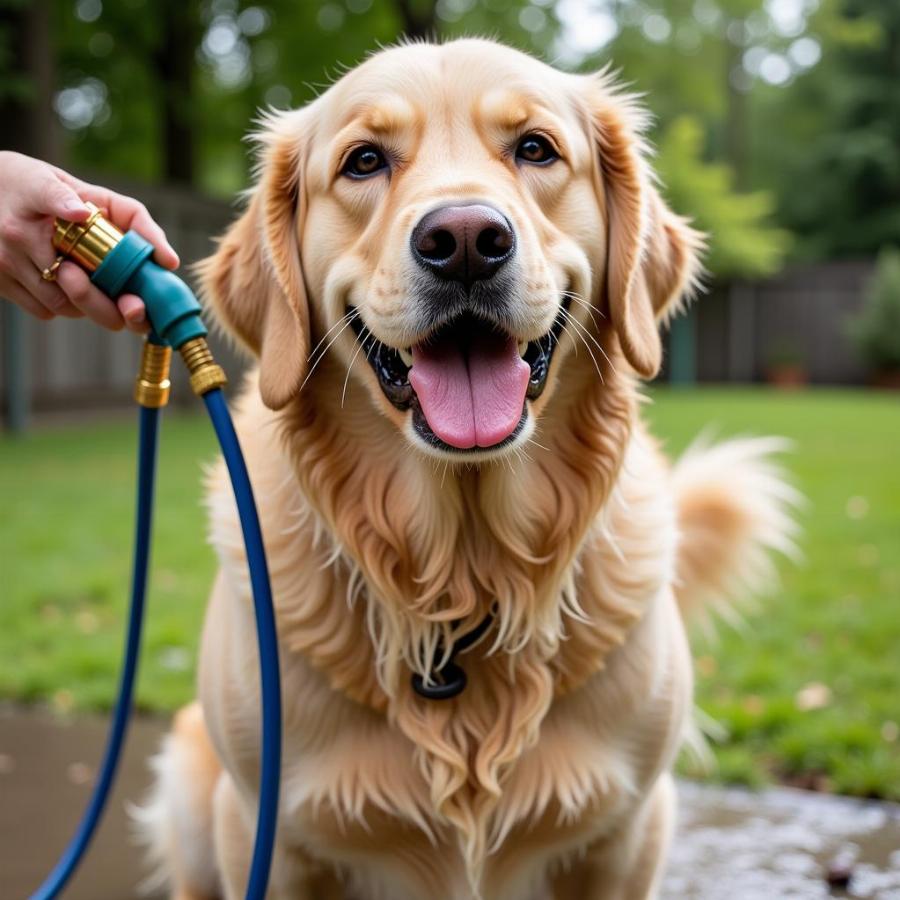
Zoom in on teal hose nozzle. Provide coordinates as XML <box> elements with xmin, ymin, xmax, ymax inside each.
<box><xmin>53</xmin><ymin>203</ymin><xmax>207</xmax><ymax>351</ymax></box>
<box><xmin>53</xmin><ymin>203</ymin><xmax>226</xmax><ymax>396</ymax></box>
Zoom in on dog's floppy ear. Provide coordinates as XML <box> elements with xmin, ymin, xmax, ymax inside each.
<box><xmin>198</xmin><ymin>110</ymin><xmax>311</xmax><ymax>410</ymax></box>
<box><xmin>585</xmin><ymin>80</ymin><xmax>703</xmax><ymax>378</ymax></box>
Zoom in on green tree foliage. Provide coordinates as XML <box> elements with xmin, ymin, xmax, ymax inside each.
<box><xmin>566</xmin><ymin>0</ymin><xmax>801</xmax><ymax>277</ymax></box>
<box><xmin>563</xmin><ymin>0</ymin><xmax>894</xmax><ymax>270</ymax></box>
<box><xmin>52</xmin><ymin>0</ymin><xmax>186</xmax><ymax>182</ymax></box>
<box><xmin>49</xmin><ymin>0</ymin><xmax>412</xmax><ymax>190</ymax></box>
<box><xmin>656</xmin><ymin>116</ymin><xmax>788</xmax><ymax>277</ymax></box>
<box><xmin>751</xmin><ymin>0</ymin><xmax>898</xmax><ymax>258</ymax></box>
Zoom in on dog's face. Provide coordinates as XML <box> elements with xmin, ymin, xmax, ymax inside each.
<box><xmin>204</xmin><ymin>40</ymin><xmax>700</xmax><ymax>462</ymax></box>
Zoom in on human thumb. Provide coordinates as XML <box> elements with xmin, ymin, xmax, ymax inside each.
<box><xmin>36</xmin><ymin>177</ymin><xmax>91</xmax><ymax>222</ymax></box>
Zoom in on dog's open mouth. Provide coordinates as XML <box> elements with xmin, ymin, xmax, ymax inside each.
<box><xmin>349</xmin><ymin>301</ymin><xmax>568</xmax><ymax>452</ymax></box>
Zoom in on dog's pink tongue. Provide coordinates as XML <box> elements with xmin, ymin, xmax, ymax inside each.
<box><xmin>468</xmin><ymin>333</ymin><xmax>531</xmax><ymax>446</ymax></box>
<box><xmin>410</xmin><ymin>333</ymin><xmax>529</xmax><ymax>449</ymax></box>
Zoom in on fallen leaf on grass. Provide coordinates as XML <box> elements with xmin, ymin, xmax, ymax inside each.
<box><xmin>695</xmin><ymin>655</ymin><xmax>717</xmax><ymax>677</ymax></box>
<box><xmin>795</xmin><ymin>681</ymin><xmax>832</xmax><ymax>711</ymax></box>
<box><xmin>75</xmin><ymin>609</ymin><xmax>99</xmax><ymax>634</ymax></box>
<box><xmin>742</xmin><ymin>694</ymin><xmax>765</xmax><ymax>716</ymax></box>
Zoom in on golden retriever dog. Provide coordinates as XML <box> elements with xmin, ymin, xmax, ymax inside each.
<box><xmin>138</xmin><ymin>38</ymin><xmax>795</xmax><ymax>900</ymax></box>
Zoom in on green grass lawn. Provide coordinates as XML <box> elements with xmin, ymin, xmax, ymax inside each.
<box><xmin>1</xmin><ymin>389</ymin><xmax>898</xmax><ymax>799</ymax></box>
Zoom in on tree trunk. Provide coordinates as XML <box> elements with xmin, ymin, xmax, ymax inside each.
<box><xmin>153</xmin><ymin>1</ymin><xmax>201</xmax><ymax>184</ymax></box>
<box><xmin>0</xmin><ymin>3</ymin><xmax>58</xmax><ymax>433</ymax></box>
<box><xmin>393</xmin><ymin>0</ymin><xmax>438</xmax><ymax>40</ymax></box>
<box><xmin>0</xmin><ymin>3</ymin><xmax>59</xmax><ymax>160</ymax></box>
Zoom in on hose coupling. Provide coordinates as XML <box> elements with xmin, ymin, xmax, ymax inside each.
<box><xmin>53</xmin><ymin>202</ymin><xmax>123</xmax><ymax>272</ymax></box>
<box><xmin>179</xmin><ymin>336</ymin><xmax>227</xmax><ymax>396</ymax></box>
<box><xmin>134</xmin><ymin>340</ymin><xmax>172</xmax><ymax>408</ymax></box>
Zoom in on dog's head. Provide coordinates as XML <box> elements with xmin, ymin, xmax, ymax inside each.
<box><xmin>202</xmin><ymin>39</ymin><xmax>701</xmax><ymax>462</ymax></box>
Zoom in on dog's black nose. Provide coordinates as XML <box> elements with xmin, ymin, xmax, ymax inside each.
<box><xmin>411</xmin><ymin>204</ymin><xmax>515</xmax><ymax>286</ymax></box>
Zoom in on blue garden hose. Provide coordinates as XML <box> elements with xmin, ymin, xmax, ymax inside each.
<box><xmin>203</xmin><ymin>388</ymin><xmax>282</xmax><ymax>900</ymax></box>
<box><xmin>30</xmin><ymin>405</ymin><xmax>160</xmax><ymax>900</ymax></box>
<box><xmin>29</xmin><ymin>208</ymin><xmax>283</xmax><ymax>899</ymax></box>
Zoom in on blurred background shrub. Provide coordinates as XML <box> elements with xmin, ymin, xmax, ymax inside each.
<box><xmin>849</xmin><ymin>247</ymin><xmax>900</xmax><ymax>382</ymax></box>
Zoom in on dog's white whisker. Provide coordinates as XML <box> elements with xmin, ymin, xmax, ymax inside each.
<box><xmin>561</xmin><ymin>300</ymin><xmax>618</xmax><ymax>373</ymax></box>
<box><xmin>307</xmin><ymin>307</ymin><xmax>357</xmax><ymax>364</ymax></box>
<box><xmin>559</xmin><ymin>306</ymin><xmax>605</xmax><ymax>383</ymax></box>
<box><xmin>300</xmin><ymin>311</ymin><xmax>359</xmax><ymax>392</ymax></box>
<box><xmin>563</xmin><ymin>291</ymin><xmax>604</xmax><ymax>329</ymax></box>
<box><xmin>556</xmin><ymin>317</ymin><xmax>578</xmax><ymax>358</ymax></box>
<box><xmin>560</xmin><ymin>288</ymin><xmax>604</xmax><ymax>315</ymax></box>
<box><xmin>341</xmin><ymin>325</ymin><xmax>371</xmax><ymax>407</ymax></box>
<box><xmin>304</xmin><ymin>315</ymin><xmax>358</xmax><ymax>385</ymax></box>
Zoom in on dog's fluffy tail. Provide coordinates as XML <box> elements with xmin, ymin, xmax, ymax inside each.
<box><xmin>671</xmin><ymin>436</ymin><xmax>801</xmax><ymax>626</ymax></box>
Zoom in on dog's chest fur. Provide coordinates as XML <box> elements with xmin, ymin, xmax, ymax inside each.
<box><xmin>200</xmin><ymin>384</ymin><xmax>689</xmax><ymax>896</ymax></box>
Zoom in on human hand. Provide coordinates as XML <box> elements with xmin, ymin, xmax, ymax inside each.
<box><xmin>0</xmin><ymin>151</ymin><xmax>180</xmax><ymax>333</ymax></box>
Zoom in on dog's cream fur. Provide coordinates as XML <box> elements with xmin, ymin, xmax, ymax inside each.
<box><xmin>137</xmin><ymin>39</ymin><xmax>796</xmax><ymax>900</ymax></box>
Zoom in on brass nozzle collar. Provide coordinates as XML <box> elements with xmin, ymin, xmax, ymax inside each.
<box><xmin>52</xmin><ymin>202</ymin><xmax>124</xmax><ymax>272</ymax></box>
<box><xmin>179</xmin><ymin>337</ymin><xmax>227</xmax><ymax>396</ymax></box>
<box><xmin>134</xmin><ymin>341</ymin><xmax>172</xmax><ymax>408</ymax></box>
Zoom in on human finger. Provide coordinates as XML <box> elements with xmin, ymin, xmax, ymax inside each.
<box><xmin>68</xmin><ymin>181</ymin><xmax>179</xmax><ymax>270</ymax></box>
<box><xmin>1</xmin><ymin>239</ymin><xmax>81</xmax><ymax>318</ymax></box>
<box><xmin>0</xmin><ymin>272</ymin><xmax>55</xmax><ymax>320</ymax></box>
<box><xmin>23</xmin><ymin>238</ymin><xmax>84</xmax><ymax>318</ymax></box>
<box><xmin>56</xmin><ymin>261</ymin><xmax>125</xmax><ymax>330</ymax></box>
<box><xmin>116</xmin><ymin>293</ymin><xmax>150</xmax><ymax>334</ymax></box>
<box><xmin>21</xmin><ymin>166</ymin><xmax>91</xmax><ymax>222</ymax></box>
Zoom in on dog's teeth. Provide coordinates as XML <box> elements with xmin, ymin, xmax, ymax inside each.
<box><xmin>398</xmin><ymin>348</ymin><xmax>413</xmax><ymax>367</ymax></box>
<box><xmin>518</xmin><ymin>341</ymin><xmax>528</xmax><ymax>357</ymax></box>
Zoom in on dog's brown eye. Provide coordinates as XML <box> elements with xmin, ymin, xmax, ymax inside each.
<box><xmin>343</xmin><ymin>145</ymin><xmax>388</xmax><ymax>178</ymax></box>
<box><xmin>515</xmin><ymin>134</ymin><xmax>558</xmax><ymax>165</ymax></box>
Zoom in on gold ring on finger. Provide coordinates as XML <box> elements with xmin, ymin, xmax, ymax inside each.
<box><xmin>40</xmin><ymin>255</ymin><xmax>64</xmax><ymax>283</ymax></box>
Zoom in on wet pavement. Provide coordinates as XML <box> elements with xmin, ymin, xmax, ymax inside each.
<box><xmin>0</xmin><ymin>706</ymin><xmax>163</xmax><ymax>900</ymax></box>
<box><xmin>1</xmin><ymin>706</ymin><xmax>899</xmax><ymax>899</ymax></box>
<box><xmin>662</xmin><ymin>782</ymin><xmax>900</xmax><ymax>899</ymax></box>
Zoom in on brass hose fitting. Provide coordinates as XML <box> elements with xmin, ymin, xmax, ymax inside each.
<box><xmin>53</xmin><ymin>202</ymin><xmax>123</xmax><ymax>272</ymax></box>
<box><xmin>134</xmin><ymin>340</ymin><xmax>173</xmax><ymax>408</ymax></box>
<box><xmin>179</xmin><ymin>336</ymin><xmax>227</xmax><ymax>396</ymax></box>
<box><xmin>53</xmin><ymin>204</ymin><xmax>225</xmax><ymax>399</ymax></box>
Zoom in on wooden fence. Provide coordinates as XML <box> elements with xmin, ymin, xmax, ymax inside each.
<box><xmin>0</xmin><ymin>182</ymin><xmax>876</xmax><ymax>429</ymax></box>
<box><xmin>681</xmin><ymin>261</ymin><xmax>874</xmax><ymax>385</ymax></box>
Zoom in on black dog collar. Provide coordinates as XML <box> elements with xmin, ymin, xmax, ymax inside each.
<box><xmin>411</xmin><ymin>611</ymin><xmax>495</xmax><ymax>700</ymax></box>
